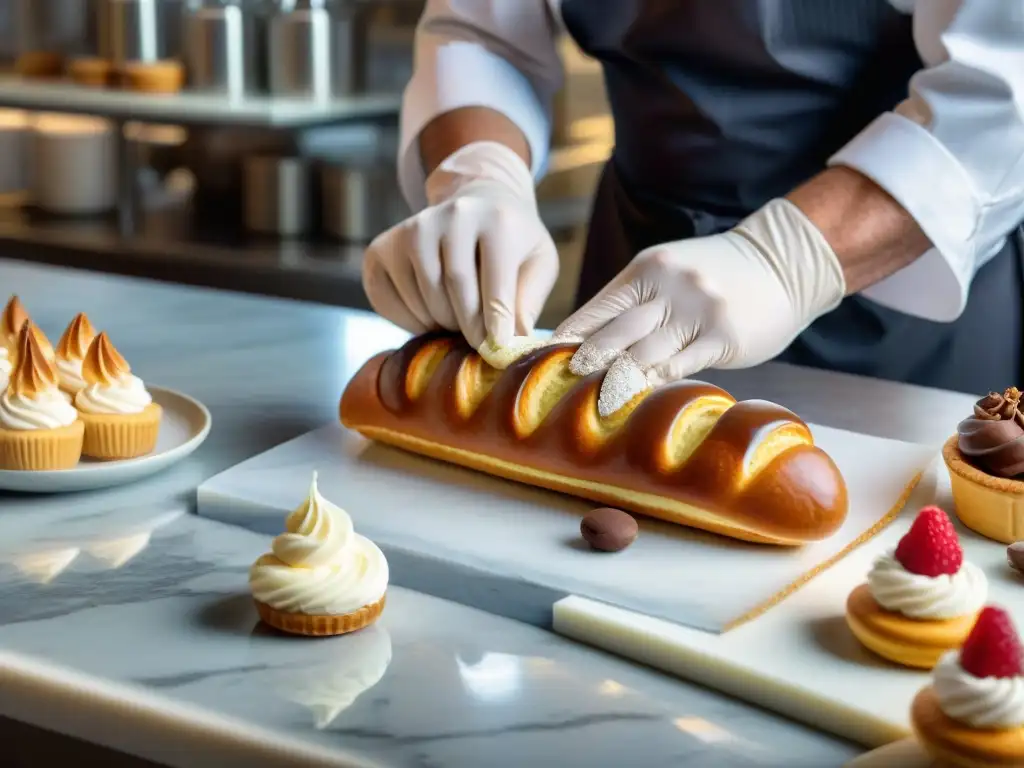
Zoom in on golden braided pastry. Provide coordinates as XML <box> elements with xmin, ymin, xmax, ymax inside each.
<box><xmin>340</xmin><ymin>333</ymin><xmax>849</xmax><ymax>545</ymax></box>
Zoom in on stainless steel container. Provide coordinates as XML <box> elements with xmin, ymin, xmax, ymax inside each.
<box><xmin>98</xmin><ymin>0</ymin><xmax>180</xmax><ymax>63</ymax></box>
<box><xmin>243</xmin><ymin>155</ymin><xmax>313</xmax><ymax>237</ymax></box>
<box><xmin>267</xmin><ymin>0</ymin><xmax>366</xmax><ymax>100</ymax></box>
<box><xmin>267</xmin><ymin>0</ymin><xmax>333</xmax><ymax>100</ymax></box>
<box><xmin>184</xmin><ymin>1</ymin><xmax>261</xmax><ymax>97</ymax></box>
<box><xmin>320</xmin><ymin>160</ymin><xmax>394</xmax><ymax>243</ymax></box>
<box><xmin>0</xmin><ymin>109</ymin><xmax>30</xmax><ymax>195</ymax></box>
<box><xmin>16</xmin><ymin>0</ymin><xmax>92</xmax><ymax>58</ymax></box>
<box><xmin>31</xmin><ymin>113</ymin><xmax>117</xmax><ymax>216</ymax></box>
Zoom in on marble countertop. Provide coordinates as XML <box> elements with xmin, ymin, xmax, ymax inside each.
<box><xmin>0</xmin><ymin>501</ymin><xmax>857</xmax><ymax>768</ymax></box>
<box><xmin>0</xmin><ymin>257</ymin><xmax>968</xmax><ymax>767</ymax></box>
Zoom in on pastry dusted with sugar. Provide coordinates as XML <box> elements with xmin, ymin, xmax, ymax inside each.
<box><xmin>340</xmin><ymin>333</ymin><xmax>848</xmax><ymax>545</ymax></box>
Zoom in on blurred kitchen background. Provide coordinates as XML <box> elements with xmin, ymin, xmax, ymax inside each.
<box><xmin>0</xmin><ymin>0</ymin><xmax>612</xmax><ymax>327</ymax></box>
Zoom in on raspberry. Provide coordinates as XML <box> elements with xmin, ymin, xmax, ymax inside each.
<box><xmin>960</xmin><ymin>607</ymin><xmax>1024</xmax><ymax>679</ymax></box>
<box><xmin>894</xmin><ymin>506</ymin><xmax>963</xmax><ymax>577</ymax></box>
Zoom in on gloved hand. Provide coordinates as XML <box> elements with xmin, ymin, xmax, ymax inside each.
<box><xmin>362</xmin><ymin>141</ymin><xmax>559</xmax><ymax>350</ymax></box>
<box><xmin>552</xmin><ymin>198</ymin><xmax>847</xmax><ymax>417</ymax></box>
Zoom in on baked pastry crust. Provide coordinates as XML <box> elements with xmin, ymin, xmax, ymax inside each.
<box><xmin>339</xmin><ymin>333</ymin><xmax>848</xmax><ymax>545</ymax></box>
<box><xmin>944</xmin><ymin>436</ymin><xmax>1024</xmax><ymax>543</ymax></box>
<box><xmin>845</xmin><ymin>584</ymin><xmax>978</xmax><ymax>669</ymax></box>
<box><xmin>912</xmin><ymin>686</ymin><xmax>1024</xmax><ymax>767</ymax></box>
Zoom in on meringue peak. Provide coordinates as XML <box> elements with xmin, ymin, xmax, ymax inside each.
<box><xmin>57</xmin><ymin>312</ymin><xmax>97</xmax><ymax>361</ymax></box>
<box><xmin>1</xmin><ymin>295</ymin><xmax>29</xmax><ymax>342</ymax></box>
<box><xmin>9</xmin><ymin>323</ymin><xmax>60</xmax><ymax>398</ymax></box>
<box><xmin>81</xmin><ymin>331</ymin><xmax>131</xmax><ymax>386</ymax></box>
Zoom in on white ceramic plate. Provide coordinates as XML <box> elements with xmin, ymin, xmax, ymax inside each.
<box><xmin>0</xmin><ymin>387</ymin><xmax>211</xmax><ymax>493</ymax></box>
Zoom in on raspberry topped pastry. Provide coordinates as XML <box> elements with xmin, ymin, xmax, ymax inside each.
<box><xmin>912</xmin><ymin>607</ymin><xmax>1024</xmax><ymax>767</ymax></box>
<box><xmin>846</xmin><ymin>506</ymin><xmax>987</xmax><ymax>669</ymax></box>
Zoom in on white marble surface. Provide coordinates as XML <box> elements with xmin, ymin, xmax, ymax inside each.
<box><xmin>0</xmin><ymin>259</ymin><xmax>869</xmax><ymax>766</ymax></box>
<box><xmin>0</xmin><ymin>500</ymin><xmax>859</xmax><ymax>768</ymax></box>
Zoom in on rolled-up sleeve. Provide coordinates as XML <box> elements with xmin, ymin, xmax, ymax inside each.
<box><xmin>829</xmin><ymin>0</ymin><xmax>1024</xmax><ymax>322</ymax></box>
<box><xmin>397</xmin><ymin>0</ymin><xmax>564</xmax><ymax>212</ymax></box>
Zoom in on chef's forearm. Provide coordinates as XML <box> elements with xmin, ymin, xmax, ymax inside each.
<box><xmin>787</xmin><ymin>165</ymin><xmax>932</xmax><ymax>295</ymax></box>
<box><xmin>419</xmin><ymin>107</ymin><xmax>533</xmax><ymax>178</ymax></box>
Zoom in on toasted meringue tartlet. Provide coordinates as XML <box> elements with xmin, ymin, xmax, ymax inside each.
<box><xmin>0</xmin><ymin>325</ymin><xmax>83</xmax><ymax>470</ymax></box>
<box><xmin>55</xmin><ymin>312</ymin><xmax>97</xmax><ymax>395</ymax></box>
<box><xmin>74</xmin><ymin>332</ymin><xmax>161</xmax><ymax>460</ymax></box>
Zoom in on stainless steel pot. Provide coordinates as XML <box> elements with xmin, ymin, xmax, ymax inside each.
<box><xmin>320</xmin><ymin>159</ymin><xmax>396</xmax><ymax>243</ymax></box>
<box><xmin>267</xmin><ymin>0</ymin><xmax>367</xmax><ymax>99</ymax></box>
<box><xmin>243</xmin><ymin>155</ymin><xmax>313</xmax><ymax>238</ymax></box>
<box><xmin>184</xmin><ymin>1</ymin><xmax>263</xmax><ymax>96</ymax></box>
<box><xmin>97</xmin><ymin>0</ymin><xmax>182</xmax><ymax>63</ymax></box>
<box><xmin>16</xmin><ymin>0</ymin><xmax>92</xmax><ymax>57</ymax></box>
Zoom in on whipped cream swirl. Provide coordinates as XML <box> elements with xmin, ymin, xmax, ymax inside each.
<box><xmin>56</xmin><ymin>356</ymin><xmax>87</xmax><ymax>394</ymax></box>
<box><xmin>0</xmin><ymin>387</ymin><xmax>78</xmax><ymax>430</ymax></box>
<box><xmin>249</xmin><ymin>473</ymin><xmax>388</xmax><ymax>616</ymax></box>
<box><xmin>867</xmin><ymin>550</ymin><xmax>987</xmax><ymax>620</ymax></box>
<box><xmin>0</xmin><ymin>347</ymin><xmax>10</xmax><ymax>391</ymax></box>
<box><xmin>75</xmin><ymin>373</ymin><xmax>152</xmax><ymax>415</ymax></box>
<box><xmin>934</xmin><ymin>651</ymin><xmax>1024</xmax><ymax>729</ymax></box>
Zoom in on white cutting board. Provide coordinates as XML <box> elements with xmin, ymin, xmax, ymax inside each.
<box><xmin>197</xmin><ymin>420</ymin><xmax>934</xmax><ymax>632</ymax></box>
<box><xmin>553</xmin><ymin>465</ymin><xmax>1023</xmax><ymax>748</ymax></box>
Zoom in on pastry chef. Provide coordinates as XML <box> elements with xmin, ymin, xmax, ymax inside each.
<box><xmin>363</xmin><ymin>0</ymin><xmax>1024</xmax><ymax>414</ymax></box>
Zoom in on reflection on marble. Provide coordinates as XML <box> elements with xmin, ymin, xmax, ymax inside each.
<box><xmin>250</xmin><ymin>624</ymin><xmax>393</xmax><ymax>730</ymax></box>
<box><xmin>0</xmin><ymin>506</ymin><xmax>861</xmax><ymax>767</ymax></box>
<box><xmin>9</xmin><ymin>547</ymin><xmax>81</xmax><ymax>584</ymax></box>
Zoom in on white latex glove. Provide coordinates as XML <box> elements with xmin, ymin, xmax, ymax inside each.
<box><xmin>552</xmin><ymin>198</ymin><xmax>847</xmax><ymax>417</ymax></box>
<box><xmin>362</xmin><ymin>141</ymin><xmax>559</xmax><ymax>350</ymax></box>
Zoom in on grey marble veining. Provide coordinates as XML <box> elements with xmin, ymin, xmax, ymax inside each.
<box><xmin>0</xmin><ymin>502</ymin><xmax>859</xmax><ymax>768</ymax></box>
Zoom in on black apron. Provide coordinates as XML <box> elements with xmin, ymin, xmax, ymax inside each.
<box><xmin>559</xmin><ymin>0</ymin><xmax>1023</xmax><ymax>394</ymax></box>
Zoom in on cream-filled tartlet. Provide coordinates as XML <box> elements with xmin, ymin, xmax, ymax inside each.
<box><xmin>74</xmin><ymin>332</ymin><xmax>161</xmax><ymax>460</ymax></box>
<box><xmin>250</xmin><ymin>472</ymin><xmax>388</xmax><ymax>636</ymax></box>
<box><xmin>912</xmin><ymin>606</ymin><xmax>1024</xmax><ymax>767</ymax></box>
<box><xmin>846</xmin><ymin>506</ymin><xmax>987</xmax><ymax>669</ymax></box>
<box><xmin>55</xmin><ymin>312</ymin><xmax>97</xmax><ymax>395</ymax></box>
<box><xmin>0</xmin><ymin>325</ymin><xmax>83</xmax><ymax>470</ymax></box>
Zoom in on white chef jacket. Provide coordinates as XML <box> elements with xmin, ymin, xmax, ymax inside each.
<box><xmin>398</xmin><ymin>0</ymin><xmax>1024</xmax><ymax>324</ymax></box>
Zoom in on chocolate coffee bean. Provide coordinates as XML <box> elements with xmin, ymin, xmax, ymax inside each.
<box><xmin>581</xmin><ymin>508</ymin><xmax>638</xmax><ymax>552</ymax></box>
<box><xmin>1007</xmin><ymin>541</ymin><xmax>1024</xmax><ymax>573</ymax></box>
